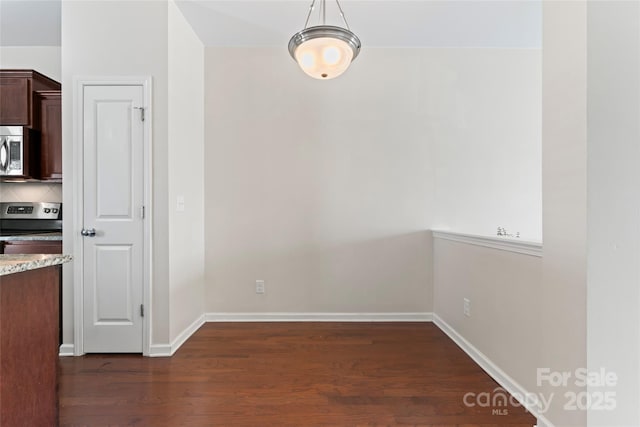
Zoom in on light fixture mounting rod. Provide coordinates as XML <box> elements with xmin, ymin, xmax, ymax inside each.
<box><xmin>303</xmin><ymin>0</ymin><xmax>351</xmax><ymax>30</ymax></box>
<box><xmin>323</xmin><ymin>0</ymin><xmax>326</xmax><ymax>25</ymax></box>
<box><xmin>335</xmin><ymin>0</ymin><xmax>351</xmax><ymax>30</ymax></box>
<box><xmin>303</xmin><ymin>0</ymin><xmax>316</xmax><ymax>29</ymax></box>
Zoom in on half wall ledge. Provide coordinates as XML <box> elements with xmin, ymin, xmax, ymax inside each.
<box><xmin>431</xmin><ymin>230</ymin><xmax>543</xmax><ymax>257</ymax></box>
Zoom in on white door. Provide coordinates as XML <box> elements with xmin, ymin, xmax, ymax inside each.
<box><xmin>82</xmin><ymin>84</ymin><xmax>145</xmax><ymax>353</ymax></box>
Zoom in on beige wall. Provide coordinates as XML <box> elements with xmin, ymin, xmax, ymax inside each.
<box><xmin>433</xmin><ymin>238</ymin><xmax>543</xmax><ymax>397</ymax></box>
<box><xmin>204</xmin><ymin>47</ymin><xmax>435</xmax><ymax>313</ymax></box>
<box><xmin>587</xmin><ymin>1</ymin><xmax>640</xmax><ymax>424</ymax></box>
<box><xmin>0</xmin><ymin>46</ymin><xmax>61</xmax><ymax>81</ymax></box>
<box><xmin>540</xmin><ymin>2</ymin><xmax>587</xmax><ymax>425</ymax></box>
<box><xmin>203</xmin><ymin>47</ymin><xmax>540</xmax><ymax>314</ymax></box>
<box><xmin>431</xmin><ymin>49</ymin><xmax>542</xmax><ymax>241</ymax></box>
<box><xmin>168</xmin><ymin>0</ymin><xmax>205</xmax><ymax>342</ymax></box>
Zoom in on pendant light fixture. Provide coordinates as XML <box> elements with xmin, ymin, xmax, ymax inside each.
<box><xmin>288</xmin><ymin>0</ymin><xmax>361</xmax><ymax>80</ymax></box>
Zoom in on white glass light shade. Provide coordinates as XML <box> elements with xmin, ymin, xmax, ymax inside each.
<box><xmin>289</xmin><ymin>26</ymin><xmax>361</xmax><ymax>80</ymax></box>
<box><xmin>294</xmin><ymin>37</ymin><xmax>353</xmax><ymax>79</ymax></box>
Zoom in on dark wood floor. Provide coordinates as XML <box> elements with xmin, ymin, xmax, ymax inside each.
<box><xmin>59</xmin><ymin>323</ymin><xmax>536</xmax><ymax>426</ymax></box>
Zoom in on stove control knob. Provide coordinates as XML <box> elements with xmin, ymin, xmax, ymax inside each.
<box><xmin>44</xmin><ymin>208</ymin><xmax>51</xmax><ymax>213</ymax></box>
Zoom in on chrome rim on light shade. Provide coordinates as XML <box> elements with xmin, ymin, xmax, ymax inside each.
<box><xmin>288</xmin><ymin>25</ymin><xmax>361</xmax><ymax>62</ymax></box>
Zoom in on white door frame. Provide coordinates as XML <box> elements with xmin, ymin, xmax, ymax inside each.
<box><xmin>72</xmin><ymin>76</ymin><xmax>153</xmax><ymax>356</ymax></box>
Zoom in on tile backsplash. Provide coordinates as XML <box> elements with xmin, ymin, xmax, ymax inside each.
<box><xmin>0</xmin><ymin>182</ymin><xmax>62</xmax><ymax>203</ymax></box>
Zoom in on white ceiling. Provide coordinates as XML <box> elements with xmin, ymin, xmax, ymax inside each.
<box><xmin>0</xmin><ymin>0</ymin><xmax>541</xmax><ymax>48</ymax></box>
<box><xmin>176</xmin><ymin>0</ymin><xmax>541</xmax><ymax>48</ymax></box>
<box><xmin>0</xmin><ymin>1</ymin><xmax>61</xmax><ymax>46</ymax></box>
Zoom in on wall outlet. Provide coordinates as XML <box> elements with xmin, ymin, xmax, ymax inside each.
<box><xmin>255</xmin><ymin>280</ymin><xmax>265</xmax><ymax>294</ymax></box>
<box><xmin>176</xmin><ymin>196</ymin><xmax>185</xmax><ymax>212</ymax></box>
<box><xmin>463</xmin><ymin>298</ymin><xmax>471</xmax><ymax>317</ymax></box>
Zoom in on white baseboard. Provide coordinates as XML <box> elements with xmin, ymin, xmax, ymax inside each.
<box><xmin>432</xmin><ymin>314</ymin><xmax>554</xmax><ymax>427</ymax></box>
<box><xmin>204</xmin><ymin>312</ymin><xmax>433</xmax><ymax>322</ymax></box>
<box><xmin>148</xmin><ymin>314</ymin><xmax>206</xmax><ymax>358</ymax></box>
<box><xmin>171</xmin><ymin>313</ymin><xmax>206</xmax><ymax>355</ymax></box>
<box><xmin>59</xmin><ymin>344</ymin><xmax>75</xmax><ymax>357</ymax></box>
<box><xmin>148</xmin><ymin>344</ymin><xmax>172</xmax><ymax>357</ymax></box>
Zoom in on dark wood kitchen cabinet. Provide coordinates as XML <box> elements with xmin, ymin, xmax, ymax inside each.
<box><xmin>1</xmin><ymin>240</ymin><xmax>62</xmax><ymax>254</ymax></box>
<box><xmin>34</xmin><ymin>90</ymin><xmax>62</xmax><ymax>180</ymax></box>
<box><xmin>0</xmin><ymin>265</ymin><xmax>61</xmax><ymax>427</ymax></box>
<box><xmin>0</xmin><ymin>70</ymin><xmax>61</xmax><ymax>126</ymax></box>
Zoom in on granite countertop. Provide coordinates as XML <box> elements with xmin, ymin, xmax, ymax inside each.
<box><xmin>0</xmin><ymin>233</ymin><xmax>62</xmax><ymax>241</ymax></box>
<box><xmin>0</xmin><ymin>254</ymin><xmax>72</xmax><ymax>276</ymax></box>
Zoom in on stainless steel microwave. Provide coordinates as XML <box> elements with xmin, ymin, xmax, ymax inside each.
<box><xmin>0</xmin><ymin>126</ymin><xmax>36</xmax><ymax>177</ymax></box>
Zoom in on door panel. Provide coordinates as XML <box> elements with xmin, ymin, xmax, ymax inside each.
<box><xmin>95</xmin><ymin>101</ymin><xmax>133</xmax><ymax>218</ymax></box>
<box><xmin>82</xmin><ymin>84</ymin><xmax>144</xmax><ymax>353</ymax></box>
<box><xmin>94</xmin><ymin>245</ymin><xmax>133</xmax><ymax>324</ymax></box>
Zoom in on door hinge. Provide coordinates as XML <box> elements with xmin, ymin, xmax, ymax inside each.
<box><xmin>140</xmin><ymin>304</ymin><xmax>144</xmax><ymax>317</ymax></box>
<box><xmin>140</xmin><ymin>205</ymin><xmax>145</xmax><ymax>219</ymax></box>
<box><xmin>134</xmin><ymin>106</ymin><xmax>145</xmax><ymax>122</ymax></box>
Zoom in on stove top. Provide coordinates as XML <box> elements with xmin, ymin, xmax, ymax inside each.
<box><xmin>0</xmin><ymin>202</ymin><xmax>62</xmax><ymax>220</ymax></box>
<box><xmin>0</xmin><ymin>202</ymin><xmax>62</xmax><ymax>235</ymax></box>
